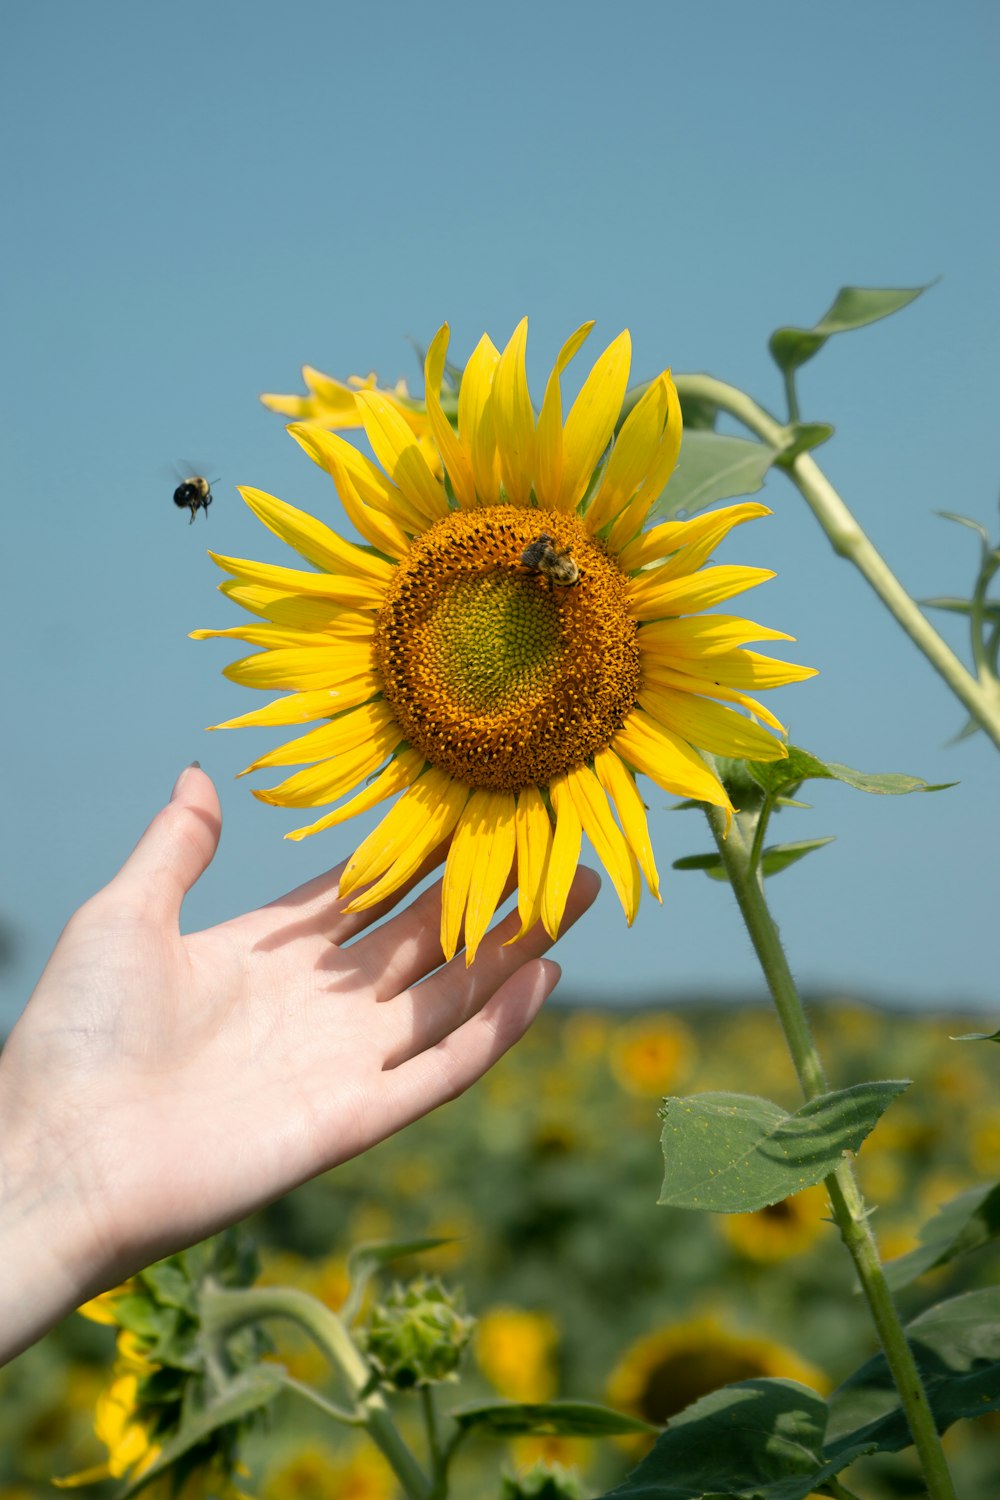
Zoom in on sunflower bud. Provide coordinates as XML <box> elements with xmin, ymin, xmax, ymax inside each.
<box><xmin>501</xmin><ymin>1462</ymin><xmax>584</xmax><ymax>1500</ymax></box>
<box><xmin>362</xmin><ymin>1277</ymin><xmax>474</xmax><ymax>1390</ymax></box>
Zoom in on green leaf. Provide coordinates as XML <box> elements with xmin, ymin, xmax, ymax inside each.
<box><xmin>658</xmin><ymin>1081</ymin><xmax>909</xmax><ymax>1213</ymax></box>
<box><xmin>450</xmin><ymin>1399</ymin><xmax>656</xmax><ymax>1438</ymax></box>
<box><xmin>672</xmin><ymin>838</ymin><xmax>834</xmax><ymax>883</ymax></box>
<box><xmin>341</xmin><ymin>1237</ymin><xmax>452</xmax><ymax>1324</ymax></box>
<box><xmin>922</xmin><ymin>596</ymin><xmax>1000</xmax><ymax>625</ymax></box>
<box><xmin>139</xmin><ymin>1262</ymin><xmax>197</xmax><ymax>1315</ymax></box>
<box><xmin>952</xmin><ymin>1026</ymin><xmax>1000</xmax><ymax>1043</ymax></box>
<box><xmin>118</xmin><ymin>1365</ymin><xmax>285</xmax><ymax>1499</ymax></box>
<box><xmin>773</xmin><ymin>422</ymin><xmax>835</xmax><ymax>469</ymax></box>
<box><xmin>597</xmin><ymin>1378</ymin><xmax>866</xmax><ymax>1500</ymax></box>
<box><xmin>650</xmin><ymin>431</ymin><xmax>776</xmax><ymax>521</ymax></box>
<box><xmin>746</xmin><ymin>744</ymin><xmax>955</xmax><ymax>799</ymax></box>
<box><xmin>826</xmin><ymin>1288</ymin><xmax>1000</xmax><ymax>1460</ymax></box>
<box><xmin>884</xmin><ymin>1183</ymin><xmax>1000</xmax><ymax>1290</ymax></box>
<box><xmin>768</xmin><ymin>285</ymin><xmax>929</xmax><ymax>377</ymax></box>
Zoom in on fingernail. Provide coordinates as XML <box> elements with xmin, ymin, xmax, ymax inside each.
<box><xmin>170</xmin><ymin>761</ymin><xmax>201</xmax><ymax>801</ymax></box>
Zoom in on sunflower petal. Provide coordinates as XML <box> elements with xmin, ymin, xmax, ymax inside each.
<box><xmin>593</xmin><ymin>748</ymin><xmax>661</xmax><ymax>901</ymax></box>
<box><xmin>638</xmin><ymin>683</ymin><xmax>787</xmax><ymax>761</ymax></box>
<box><xmin>639</xmin><ymin>612</ymin><xmax>795</xmax><ymax>657</ymax></box>
<box><xmin>638</xmin><ymin>661</ymin><xmax>787</xmax><ymax>732</ymax></box>
<box><xmin>607</xmin><ymin>371</ymin><xmax>683</xmax><ymax>548</ymax></box>
<box><xmin>223</xmin><ymin>643</ymin><xmax>373</xmax><ymax>691</ymax></box>
<box><xmin>289</xmin><ymin>424</ymin><xmax>428</xmax><ymax>534</ymax></box>
<box><xmin>286</xmin><ymin>748</ymin><xmax>425</xmax><ymax>840</ymax></box>
<box><xmin>534</xmin><ymin>322</ymin><xmax>594</xmax><ymax>510</ymax></box>
<box><xmin>619</xmin><ymin>503</ymin><xmax>772</xmax><ymax>575</ymax></box>
<box><xmin>657</xmin><ymin>648</ymin><xmax>818</xmax><ymax>691</ymax></box>
<box><xmin>216</xmin><ymin>581</ymin><xmax>376</xmax><ymax>632</ymax></box>
<box><xmin>239</xmin><ymin>487</ymin><xmax>393</xmax><ymax>582</ymax></box>
<box><xmin>493</xmin><ymin>318</ymin><xmax>536</xmax><ymax>508</ymax></box>
<box><xmin>613</xmin><ymin>710</ymin><xmax>733</xmax><ymax>816</ymax></box>
<box><xmin>239</xmin><ymin>700</ymin><xmax>398</xmax><ymax>775</ymax></box>
<box><xmin>253</xmin><ymin>725</ymin><xmax>401</xmax><ymax>808</ymax></box>
<box><xmin>541</xmin><ymin>775</ymin><xmax>583</xmax><ymax>938</ymax></box>
<box><xmin>355</xmin><ymin>390</ymin><xmax>450</xmax><ymax>525</ymax></box>
<box><xmin>626</xmin><ymin>564</ymin><xmax>776</xmax><ymax>621</ymax></box>
<box><xmin>344</xmin><ymin>774</ymin><xmax>469</xmax><ymax>911</ymax></box>
<box><xmin>425</xmin><ymin>325</ymin><xmax>477</xmax><ymax>509</ymax></box>
<box><xmin>192</xmin><ymin>621</ymin><xmax>371</xmax><ymax>649</ymax></box>
<box><xmin>210</xmin><ymin>678</ymin><xmax>381</xmax><ymax>730</ymax></box>
<box><xmin>585</xmin><ymin>376</ymin><xmax>670</xmax><ymax>534</ymax></box>
<box><xmin>288</xmin><ymin>427</ymin><xmax>410</xmax><ymax>559</ymax></box>
<box><xmin>209</xmin><ymin>551</ymin><xmax>387</xmax><ymax>608</ymax></box>
<box><xmin>441</xmin><ymin>789</ymin><xmax>516</xmax><ymax>963</ymax></box>
<box><xmin>458</xmin><ymin>333</ymin><xmax>502</xmax><ymax>504</ymax></box>
<box><xmin>507</xmin><ymin>783</ymin><xmax>554</xmax><ymax>942</ymax></box>
<box><xmin>563</xmin><ymin>765</ymin><xmax>640</xmax><ymax>923</ymax></box>
<box><xmin>559</xmin><ymin>330</ymin><xmax>631</xmax><ymax>512</ymax></box>
<box><xmin>339</xmin><ymin>767</ymin><xmax>460</xmax><ymax>894</ymax></box>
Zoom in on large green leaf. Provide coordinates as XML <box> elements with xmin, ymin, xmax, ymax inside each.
<box><xmin>883</xmin><ymin>1182</ymin><xmax>1000</xmax><ymax>1291</ymax></box>
<box><xmin>597</xmin><ymin>1378</ymin><xmax>870</xmax><ymax>1500</ymax></box>
<box><xmin>826</xmin><ymin>1288</ymin><xmax>1000</xmax><ymax>1460</ymax></box>
<box><xmin>450</xmin><ymin>1399</ymin><xmax>655</xmax><ymax>1438</ymax></box>
<box><xmin>650</xmin><ymin>431</ymin><xmax>776</xmax><ymax>521</ymax></box>
<box><xmin>658</xmin><ymin>1082</ymin><xmax>909</xmax><ymax>1213</ymax></box>
<box><xmin>768</xmin><ymin>285</ymin><xmax>929</xmax><ymax>377</ymax></box>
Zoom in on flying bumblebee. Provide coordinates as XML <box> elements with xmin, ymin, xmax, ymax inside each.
<box><xmin>519</xmin><ymin>534</ymin><xmax>580</xmax><ymax>590</ymax></box>
<box><xmin>173</xmin><ymin>473</ymin><xmax>215</xmax><ymax>523</ymax></box>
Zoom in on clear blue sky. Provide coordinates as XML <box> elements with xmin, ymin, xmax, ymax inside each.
<box><xmin>3</xmin><ymin>1</ymin><xmax>998</xmax><ymax>1026</ymax></box>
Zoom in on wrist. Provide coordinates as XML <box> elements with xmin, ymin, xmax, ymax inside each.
<box><xmin>0</xmin><ymin>1062</ymin><xmax>102</xmax><ymax>1364</ymax></box>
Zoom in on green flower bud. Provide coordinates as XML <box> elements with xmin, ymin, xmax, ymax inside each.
<box><xmin>500</xmin><ymin>1462</ymin><xmax>584</xmax><ymax>1500</ymax></box>
<box><xmin>362</xmin><ymin>1277</ymin><xmax>475</xmax><ymax>1390</ymax></box>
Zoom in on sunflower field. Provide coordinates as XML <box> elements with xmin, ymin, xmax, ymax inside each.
<box><xmin>4</xmin><ymin>998</ymin><xmax>999</xmax><ymax>1500</ymax></box>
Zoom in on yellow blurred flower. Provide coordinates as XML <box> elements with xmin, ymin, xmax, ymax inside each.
<box><xmin>562</xmin><ymin>1010</ymin><xmax>613</xmax><ymax>1064</ymax></box>
<box><xmin>719</xmin><ymin>1185</ymin><xmax>829</xmax><ymax>1263</ymax></box>
<box><xmin>510</xmin><ymin>1433</ymin><xmax>592</xmax><ymax>1475</ymax></box>
<box><xmin>607</xmin><ymin>1316</ymin><xmax>827</xmax><ymax>1438</ymax></box>
<box><xmin>261</xmin><ymin>366</ymin><xmax>443</xmax><ymax>479</ymax></box>
<box><xmin>609</xmin><ymin>1015</ymin><xmax>695</xmax><ymax>1097</ymax></box>
<box><xmin>970</xmin><ymin>1108</ymin><xmax>1000</xmax><ymax>1176</ymax></box>
<box><xmin>263</xmin><ymin>1442</ymin><xmax>396</xmax><ymax>1500</ymax></box>
<box><xmin>476</xmin><ymin>1306</ymin><xmax>560</xmax><ymax>1403</ymax></box>
<box><xmin>55</xmin><ymin>1372</ymin><xmax>161</xmax><ymax>1487</ymax></box>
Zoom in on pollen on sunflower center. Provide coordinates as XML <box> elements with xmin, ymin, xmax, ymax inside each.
<box><xmin>374</xmin><ymin>505</ymin><xmax>640</xmax><ymax>792</ymax></box>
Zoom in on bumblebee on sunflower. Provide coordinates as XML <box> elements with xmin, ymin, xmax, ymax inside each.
<box><xmin>195</xmin><ymin>321</ymin><xmax>814</xmax><ymax>963</ymax></box>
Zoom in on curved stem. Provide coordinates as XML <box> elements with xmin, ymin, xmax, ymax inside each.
<box><xmin>676</xmin><ymin>373</ymin><xmax>1000</xmax><ymax>752</ymax></box>
<box><xmin>202</xmin><ymin>1286</ymin><xmax>433</xmax><ymax>1500</ymax></box>
<box><xmin>703</xmin><ymin>801</ymin><xmax>957</xmax><ymax>1500</ymax></box>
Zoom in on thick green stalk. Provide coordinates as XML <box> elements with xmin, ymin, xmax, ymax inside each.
<box><xmin>202</xmin><ymin>1285</ymin><xmax>433</xmax><ymax>1500</ymax></box>
<box><xmin>675</xmin><ymin>372</ymin><xmax>1000</xmax><ymax>752</ymax></box>
<box><xmin>703</xmin><ymin>802</ymin><xmax>957</xmax><ymax>1500</ymax></box>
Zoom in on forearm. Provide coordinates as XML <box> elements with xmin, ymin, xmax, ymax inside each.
<box><xmin>0</xmin><ymin>1077</ymin><xmax>98</xmax><ymax>1365</ymax></box>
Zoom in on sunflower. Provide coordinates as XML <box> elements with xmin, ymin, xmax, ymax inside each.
<box><xmin>718</xmin><ymin>1184</ymin><xmax>829</xmax><ymax>1263</ymax></box>
<box><xmin>261</xmin><ymin>365</ymin><xmax>443</xmax><ymax>478</ymax></box>
<box><xmin>195</xmin><ymin>321</ymin><xmax>814</xmax><ymax>963</ymax></box>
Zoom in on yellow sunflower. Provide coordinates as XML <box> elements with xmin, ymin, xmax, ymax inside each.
<box><xmin>261</xmin><ymin>365</ymin><xmax>443</xmax><ymax>478</ymax></box>
<box><xmin>196</xmin><ymin>320</ymin><xmax>814</xmax><ymax>963</ymax></box>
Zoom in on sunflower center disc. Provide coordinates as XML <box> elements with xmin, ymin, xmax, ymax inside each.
<box><xmin>374</xmin><ymin>505</ymin><xmax>641</xmax><ymax>791</ymax></box>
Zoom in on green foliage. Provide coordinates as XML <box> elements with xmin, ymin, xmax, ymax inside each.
<box><xmin>922</xmin><ymin>505</ymin><xmax>1000</xmax><ymax>741</ymax></box>
<box><xmin>651</xmin><ymin>431</ymin><xmax>775</xmax><ymax>521</ymax></box>
<box><xmin>744</xmin><ymin>745</ymin><xmax>954</xmax><ymax>799</ymax></box>
<box><xmin>673</xmin><ymin>837</ymin><xmax>835</xmax><ymax>882</ymax></box>
<box><xmin>827</xmin><ymin>1288</ymin><xmax>1000</xmax><ymax>1455</ymax></box>
<box><xmin>500</xmin><ymin>1460</ymin><xmax>585</xmax><ymax>1500</ymax></box>
<box><xmin>342</xmin><ymin>1238</ymin><xmax>452</xmax><ymax>1325</ymax></box>
<box><xmin>768</xmin><ymin>284</ymin><xmax>929</xmax><ymax>378</ymax></box>
<box><xmin>599</xmin><ymin>1379</ymin><xmax>859</xmax><ymax>1500</ymax></box>
<box><xmin>451</xmin><ymin>1400</ymin><xmax>654</xmax><ymax>1438</ymax></box>
<box><xmin>884</xmin><ymin>1182</ymin><xmax>1000</xmax><ymax>1291</ymax></box>
<box><xmin>658</xmin><ymin>1082</ymin><xmax>909</xmax><ymax>1213</ymax></box>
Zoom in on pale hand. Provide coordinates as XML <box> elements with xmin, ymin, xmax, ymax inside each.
<box><xmin>0</xmin><ymin>766</ymin><xmax>598</xmax><ymax>1363</ymax></box>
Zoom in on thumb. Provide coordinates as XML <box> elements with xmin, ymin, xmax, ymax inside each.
<box><xmin>114</xmin><ymin>764</ymin><xmax>222</xmax><ymax>918</ymax></box>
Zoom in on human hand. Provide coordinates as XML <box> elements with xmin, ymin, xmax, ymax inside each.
<box><xmin>0</xmin><ymin>766</ymin><xmax>598</xmax><ymax>1363</ymax></box>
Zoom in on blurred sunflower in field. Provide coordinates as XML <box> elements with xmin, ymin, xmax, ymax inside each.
<box><xmin>609</xmin><ymin>1014</ymin><xmax>696</xmax><ymax>1097</ymax></box>
<box><xmin>262</xmin><ymin>1441</ymin><xmax>396</xmax><ymax>1500</ymax></box>
<box><xmin>719</xmin><ymin>1184</ymin><xmax>829</xmax><ymax>1263</ymax></box>
<box><xmin>197</xmin><ymin>320</ymin><xmax>813</xmax><ymax>962</ymax></box>
<box><xmin>606</xmin><ymin>1316</ymin><xmax>826</xmax><ymax>1441</ymax></box>
<box><xmin>476</xmin><ymin>1306</ymin><xmax>560</xmax><ymax>1402</ymax></box>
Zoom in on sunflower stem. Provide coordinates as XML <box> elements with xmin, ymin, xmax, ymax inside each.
<box><xmin>703</xmin><ymin>800</ymin><xmax>957</xmax><ymax>1500</ymax></box>
<box><xmin>201</xmin><ymin>1286</ymin><xmax>433</xmax><ymax>1500</ymax></box>
<box><xmin>675</xmin><ymin>372</ymin><xmax>1000</xmax><ymax>753</ymax></box>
